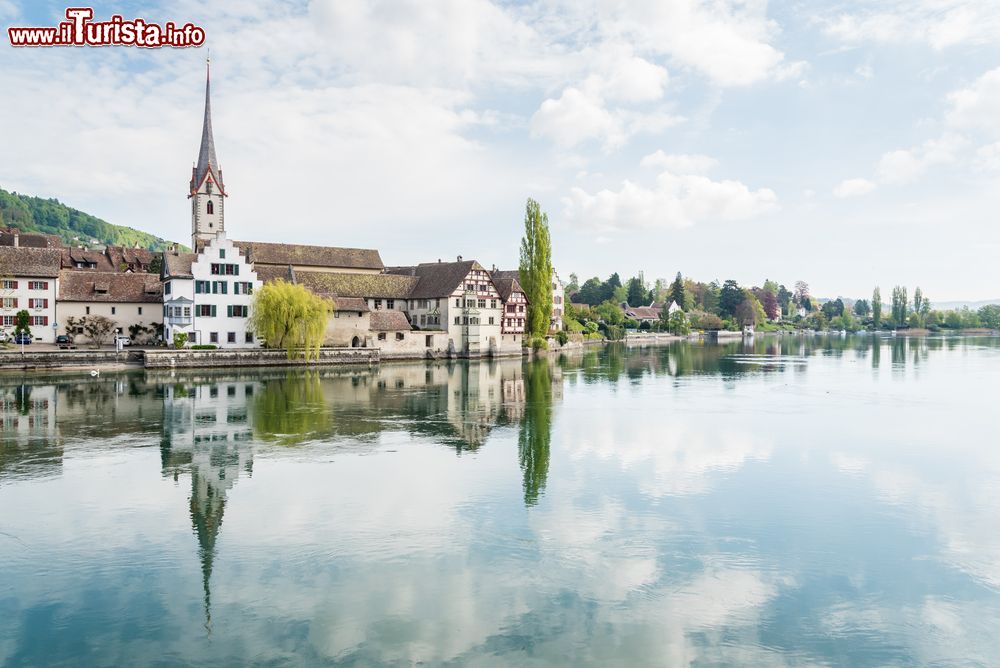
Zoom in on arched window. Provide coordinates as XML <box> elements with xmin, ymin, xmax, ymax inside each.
<box><xmin>206</xmin><ymin>201</ymin><xmax>214</xmax><ymax>215</ymax></box>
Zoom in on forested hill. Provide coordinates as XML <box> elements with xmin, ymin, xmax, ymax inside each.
<box><xmin>0</xmin><ymin>187</ymin><xmax>177</xmax><ymax>250</ymax></box>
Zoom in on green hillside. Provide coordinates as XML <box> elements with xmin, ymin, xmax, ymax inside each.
<box><xmin>0</xmin><ymin>187</ymin><xmax>180</xmax><ymax>250</ymax></box>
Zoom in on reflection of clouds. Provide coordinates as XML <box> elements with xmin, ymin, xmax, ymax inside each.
<box><xmin>558</xmin><ymin>403</ymin><xmax>772</xmax><ymax>497</ymax></box>
<box><xmin>830</xmin><ymin>449</ymin><xmax>1000</xmax><ymax>589</ymax></box>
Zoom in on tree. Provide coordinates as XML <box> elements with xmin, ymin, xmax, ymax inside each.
<box><xmin>821</xmin><ymin>298</ymin><xmax>844</xmax><ymax>319</ymax></box>
<box><xmin>913</xmin><ymin>287</ymin><xmax>924</xmax><ymax>316</ymax></box>
<box><xmin>14</xmin><ymin>309</ymin><xmax>30</xmax><ymax>335</ymax></box>
<box><xmin>81</xmin><ymin>315</ymin><xmax>116</xmax><ymax>347</ymax></box>
<box><xmin>669</xmin><ymin>272</ymin><xmax>686</xmax><ymax>311</ymax></box>
<box><xmin>703</xmin><ymin>281</ymin><xmax>721</xmax><ymax>314</ymax></box>
<box><xmin>891</xmin><ymin>286</ymin><xmax>908</xmax><ymax>328</ymax></box>
<box><xmin>978</xmin><ymin>304</ymin><xmax>1000</xmax><ymax>329</ymax></box>
<box><xmin>566</xmin><ymin>273</ymin><xmax>579</xmax><ymax>295</ymax></box>
<box><xmin>777</xmin><ymin>284</ymin><xmax>792</xmax><ymax>312</ymax></box>
<box><xmin>872</xmin><ymin>287</ymin><xmax>882</xmax><ymax>329</ymax></box>
<box><xmin>735</xmin><ymin>291</ymin><xmax>766</xmax><ymax>326</ymax></box>
<box><xmin>626</xmin><ymin>275</ymin><xmax>647</xmax><ymax>307</ymax></box>
<box><xmin>518</xmin><ymin>198</ymin><xmax>554</xmax><ymax>338</ymax></box>
<box><xmin>592</xmin><ymin>300</ymin><xmax>624</xmax><ymax>326</ymax></box>
<box><xmin>249</xmin><ymin>279</ymin><xmax>333</xmax><ymax>360</ymax></box>
<box><xmin>577</xmin><ymin>277</ymin><xmax>604</xmax><ymax>305</ymax></box>
<box><xmin>719</xmin><ymin>280</ymin><xmax>744</xmax><ymax>317</ymax></box>
<box><xmin>762</xmin><ymin>291</ymin><xmax>779</xmax><ymax>321</ymax></box>
<box><xmin>667</xmin><ymin>310</ymin><xmax>690</xmax><ymax>335</ymax></box>
<box><xmin>853</xmin><ymin>299</ymin><xmax>870</xmax><ymax>317</ymax></box>
<box><xmin>173</xmin><ymin>331</ymin><xmax>188</xmax><ymax>348</ymax></box>
<box><xmin>794</xmin><ymin>280</ymin><xmax>810</xmax><ymax>306</ymax></box>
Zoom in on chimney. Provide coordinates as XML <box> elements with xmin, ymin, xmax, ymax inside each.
<box><xmin>12</xmin><ymin>232</ymin><xmax>18</xmax><ymax>248</ymax></box>
<box><xmin>457</xmin><ymin>255</ymin><xmax>462</xmax><ymax>262</ymax></box>
<box><xmin>491</xmin><ymin>264</ymin><xmax>496</xmax><ymax>272</ymax></box>
<box><xmin>437</xmin><ymin>258</ymin><xmax>441</xmax><ymax>263</ymax></box>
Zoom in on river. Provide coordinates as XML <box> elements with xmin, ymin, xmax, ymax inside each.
<box><xmin>1</xmin><ymin>335</ymin><xmax>998</xmax><ymax>666</ymax></box>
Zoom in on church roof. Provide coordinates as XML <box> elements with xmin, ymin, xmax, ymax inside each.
<box><xmin>233</xmin><ymin>241</ymin><xmax>384</xmax><ymax>271</ymax></box>
<box><xmin>192</xmin><ymin>60</ymin><xmax>223</xmax><ymax>194</ymax></box>
<box><xmin>294</xmin><ymin>270</ymin><xmax>417</xmax><ymax>299</ymax></box>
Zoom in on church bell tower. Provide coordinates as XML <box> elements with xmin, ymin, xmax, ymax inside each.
<box><xmin>190</xmin><ymin>57</ymin><xmax>226</xmax><ymax>249</ymax></box>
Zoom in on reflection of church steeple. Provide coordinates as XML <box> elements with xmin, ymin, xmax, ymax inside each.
<box><xmin>159</xmin><ymin>379</ymin><xmax>257</xmax><ymax>633</ymax></box>
<box><xmin>190</xmin><ymin>467</ymin><xmax>226</xmax><ymax>632</ymax></box>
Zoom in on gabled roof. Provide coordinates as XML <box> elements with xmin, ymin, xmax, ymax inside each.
<box><xmin>624</xmin><ymin>305</ymin><xmax>660</xmax><ymax>320</ymax></box>
<box><xmin>0</xmin><ymin>247</ymin><xmax>61</xmax><ymax>277</ymax></box>
<box><xmin>233</xmin><ymin>241</ymin><xmax>384</xmax><ymax>271</ymax></box>
<box><xmin>370</xmin><ymin>310</ymin><xmax>411</xmax><ymax>331</ymax></box>
<box><xmin>387</xmin><ymin>260</ymin><xmax>488</xmax><ymax>299</ymax></box>
<box><xmin>163</xmin><ymin>251</ymin><xmax>197</xmax><ymax>279</ymax></box>
<box><xmin>491</xmin><ymin>276</ymin><xmax>526</xmax><ymax>303</ymax></box>
<box><xmin>294</xmin><ymin>271</ymin><xmax>417</xmax><ymax>299</ymax></box>
<box><xmin>332</xmin><ymin>297</ymin><xmax>369</xmax><ymax>313</ymax></box>
<box><xmin>59</xmin><ymin>270</ymin><xmax>162</xmax><ymax>303</ymax></box>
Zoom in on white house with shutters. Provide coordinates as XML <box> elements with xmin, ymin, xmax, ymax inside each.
<box><xmin>0</xmin><ymin>246</ymin><xmax>61</xmax><ymax>342</ymax></box>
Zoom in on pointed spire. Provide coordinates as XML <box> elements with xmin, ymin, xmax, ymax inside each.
<box><xmin>193</xmin><ymin>55</ymin><xmax>223</xmax><ymax>192</ymax></box>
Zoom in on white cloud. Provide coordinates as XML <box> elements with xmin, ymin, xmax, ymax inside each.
<box><xmin>946</xmin><ymin>67</ymin><xmax>1000</xmax><ymax>138</ymax></box>
<box><xmin>833</xmin><ymin>178</ymin><xmax>876</xmax><ymax>198</ymax></box>
<box><xmin>821</xmin><ymin>1</ymin><xmax>1000</xmax><ymax>50</ymax></box>
<box><xmin>564</xmin><ymin>168</ymin><xmax>777</xmax><ymax>233</ymax></box>
<box><xmin>640</xmin><ymin>150</ymin><xmax>717</xmax><ymax>174</ymax></box>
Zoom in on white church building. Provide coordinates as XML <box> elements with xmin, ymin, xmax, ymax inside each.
<box><xmin>162</xmin><ymin>61</ymin><xmax>260</xmax><ymax>348</ymax></box>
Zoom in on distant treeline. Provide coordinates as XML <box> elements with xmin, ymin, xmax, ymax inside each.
<box><xmin>0</xmin><ymin>187</ymin><xmax>175</xmax><ymax>250</ymax></box>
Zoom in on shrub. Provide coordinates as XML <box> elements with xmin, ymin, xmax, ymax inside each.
<box><xmin>530</xmin><ymin>337</ymin><xmax>548</xmax><ymax>351</ymax></box>
<box><xmin>556</xmin><ymin>330</ymin><xmax>569</xmax><ymax>346</ymax></box>
<box><xmin>190</xmin><ymin>344</ymin><xmax>217</xmax><ymax>350</ymax></box>
<box><xmin>173</xmin><ymin>332</ymin><xmax>189</xmax><ymax>349</ymax></box>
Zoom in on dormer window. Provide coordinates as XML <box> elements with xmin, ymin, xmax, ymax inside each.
<box><xmin>207</xmin><ymin>201</ymin><xmax>214</xmax><ymax>215</ymax></box>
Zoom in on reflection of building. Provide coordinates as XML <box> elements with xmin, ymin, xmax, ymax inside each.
<box><xmin>160</xmin><ymin>379</ymin><xmax>258</xmax><ymax>630</ymax></box>
<box><xmin>0</xmin><ymin>383</ymin><xmax>61</xmax><ymax>478</ymax></box>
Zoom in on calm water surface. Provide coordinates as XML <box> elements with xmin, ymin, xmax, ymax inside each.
<box><xmin>1</xmin><ymin>335</ymin><xmax>998</xmax><ymax>666</ymax></box>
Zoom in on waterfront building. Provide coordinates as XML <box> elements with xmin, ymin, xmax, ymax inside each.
<box><xmin>0</xmin><ymin>246</ymin><xmax>61</xmax><ymax>342</ymax></box>
<box><xmin>57</xmin><ymin>271</ymin><xmax>162</xmax><ymax>342</ymax></box>
<box><xmin>489</xmin><ymin>270</ymin><xmax>527</xmax><ymax>350</ymax></box>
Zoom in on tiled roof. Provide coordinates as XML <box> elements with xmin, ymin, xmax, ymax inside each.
<box><xmin>58</xmin><ymin>270</ymin><xmax>162</xmax><ymax>303</ymax></box>
<box><xmin>0</xmin><ymin>228</ymin><xmax>62</xmax><ymax>248</ymax></box>
<box><xmin>295</xmin><ymin>271</ymin><xmax>418</xmax><ymax>299</ymax></box>
<box><xmin>0</xmin><ymin>246</ymin><xmax>62</xmax><ymax>277</ymax></box>
<box><xmin>162</xmin><ymin>251</ymin><xmax>197</xmax><ymax>278</ymax></box>
<box><xmin>105</xmin><ymin>246</ymin><xmax>156</xmax><ymax>270</ymax></box>
<box><xmin>332</xmin><ymin>297</ymin><xmax>369</xmax><ymax>313</ymax></box>
<box><xmin>491</xmin><ymin>276</ymin><xmax>526</xmax><ymax>303</ymax></box>
<box><xmin>233</xmin><ymin>240</ymin><xmax>384</xmax><ymax>271</ymax></box>
<box><xmin>624</xmin><ymin>305</ymin><xmax>660</xmax><ymax>320</ymax></box>
<box><xmin>491</xmin><ymin>269</ymin><xmax>520</xmax><ymax>281</ymax></box>
<box><xmin>62</xmin><ymin>248</ymin><xmax>114</xmax><ymax>271</ymax></box>
<box><xmin>254</xmin><ymin>264</ymin><xmax>293</xmax><ymax>283</ymax></box>
<box><xmin>370</xmin><ymin>310</ymin><xmax>411</xmax><ymax>331</ymax></box>
<box><xmin>388</xmin><ymin>260</ymin><xmax>486</xmax><ymax>299</ymax></box>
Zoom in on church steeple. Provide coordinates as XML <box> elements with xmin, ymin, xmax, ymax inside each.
<box><xmin>190</xmin><ymin>56</ymin><xmax>226</xmax><ymax>248</ymax></box>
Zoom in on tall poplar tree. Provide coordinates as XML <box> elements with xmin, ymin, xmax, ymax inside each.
<box><xmin>519</xmin><ymin>198</ymin><xmax>554</xmax><ymax>340</ymax></box>
<box><xmin>872</xmin><ymin>286</ymin><xmax>882</xmax><ymax>329</ymax></box>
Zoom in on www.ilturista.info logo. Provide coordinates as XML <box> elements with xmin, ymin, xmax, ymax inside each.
<box><xmin>8</xmin><ymin>7</ymin><xmax>205</xmax><ymax>47</ymax></box>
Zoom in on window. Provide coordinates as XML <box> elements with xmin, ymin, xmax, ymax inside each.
<box><xmin>374</xmin><ymin>299</ymin><xmax>382</xmax><ymax>310</ymax></box>
<box><xmin>233</xmin><ymin>281</ymin><xmax>253</xmax><ymax>295</ymax></box>
<box><xmin>1</xmin><ymin>297</ymin><xmax>16</xmax><ymax>308</ymax></box>
<box><xmin>30</xmin><ymin>316</ymin><xmax>48</xmax><ymax>326</ymax></box>
<box><xmin>227</xmin><ymin>332</ymin><xmax>236</xmax><ymax>343</ymax></box>
<box><xmin>387</xmin><ymin>299</ymin><xmax>395</xmax><ymax>309</ymax></box>
<box><xmin>183</xmin><ymin>306</ymin><xmax>191</xmax><ymax>318</ymax></box>
<box><xmin>491</xmin><ymin>300</ymin><xmax>497</xmax><ymax>309</ymax></box>
<box><xmin>210</xmin><ymin>332</ymin><xmax>219</xmax><ymax>343</ymax></box>
<box><xmin>454</xmin><ymin>316</ymin><xmax>460</xmax><ymax>325</ymax></box>
<box><xmin>245</xmin><ymin>332</ymin><xmax>254</xmax><ymax>343</ymax></box>
<box><xmin>29</xmin><ymin>298</ymin><xmax>48</xmax><ymax>309</ymax></box>
<box><xmin>28</xmin><ymin>281</ymin><xmax>48</xmax><ymax>290</ymax></box>
<box><xmin>164</xmin><ymin>282</ymin><xmax>171</xmax><ymax>295</ymax></box>
<box><xmin>455</xmin><ymin>298</ymin><xmax>460</xmax><ymax>307</ymax></box>
<box><xmin>377</xmin><ymin>332</ymin><xmax>386</xmax><ymax>341</ymax></box>
<box><xmin>488</xmin><ymin>317</ymin><xmax>494</xmax><ymax>325</ymax></box>
<box><xmin>207</xmin><ymin>201</ymin><xmax>215</xmax><ymax>215</ymax></box>
<box><xmin>219</xmin><ymin>249</ymin><xmax>225</xmax><ymax>260</ymax></box>
<box><xmin>85</xmin><ymin>306</ymin><xmax>90</xmax><ymax>315</ymax></box>
<box><xmin>227</xmin><ymin>305</ymin><xmax>248</xmax><ymax>318</ymax></box>
<box><xmin>212</xmin><ymin>281</ymin><xmax>227</xmax><ymax>294</ymax></box>
<box><xmin>198</xmin><ymin>305</ymin><xmax>216</xmax><ymax>317</ymax></box>
<box><xmin>425</xmin><ymin>335</ymin><xmax>433</xmax><ymax>347</ymax></box>
<box><xmin>111</xmin><ymin>307</ymin><xmax>116</xmax><ymax>315</ymax></box>
<box><xmin>395</xmin><ymin>332</ymin><xmax>404</xmax><ymax>341</ymax></box>
<box><xmin>478</xmin><ymin>299</ymin><xmax>486</xmax><ymax>308</ymax></box>
<box><xmin>435</xmin><ymin>299</ymin><xmax>440</xmax><ymax>308</ymax></box>
<box><xmin>0</xmin><ymin>316</ymin><xmax>12</xmax><ymax>326</ymax></box>
<box><xmin>2</xmin><ymin>280</ymin><xmax>17</xmax><ymax>289</ymax></box>
<box><xmin>138</xmin><ymin>307</ymin><xmax>143</xmax><ymax>315</ymax></box>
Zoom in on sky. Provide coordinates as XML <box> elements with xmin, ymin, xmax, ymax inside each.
<box><xmin>1</xmin><ymin>1</ymin><xmax>999</xmax><ymax>301</ymax></box>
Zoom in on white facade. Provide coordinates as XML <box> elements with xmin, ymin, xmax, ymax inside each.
<box><xmin>164</xmin><ymin>234</ymin><xmax>261</xmax><ymax>348</ymax></box>
<box><xmin>551</xmin><ymin>270</ymin><xmax>565</xmax><ymax>333</ymax></box>
<box><xmin>0</xmin><ymin>276</ymin><xmax>58</xmax><ymax>342</ymax></box>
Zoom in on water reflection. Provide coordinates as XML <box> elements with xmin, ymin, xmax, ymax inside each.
<box><xmin>2</xmin><ymin>335</ymin><xmax>1000</xmax><ymax>666</ymax></box>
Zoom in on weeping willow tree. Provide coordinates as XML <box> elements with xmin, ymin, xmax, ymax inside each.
<box><xmin>249</xmin><ymin>280</ymin><xmax>333</xmax><ymax>360</ymax></box>
<box><xmin>251</xmin><ymin>371</ymin><xmax>330</xmax><ymax>445</ymax></box>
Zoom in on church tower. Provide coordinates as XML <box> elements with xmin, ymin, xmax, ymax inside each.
<box><xmin>190</xmin><ymin>58</ymin><xmax>226</xmax><ymax>249</ymax></box>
